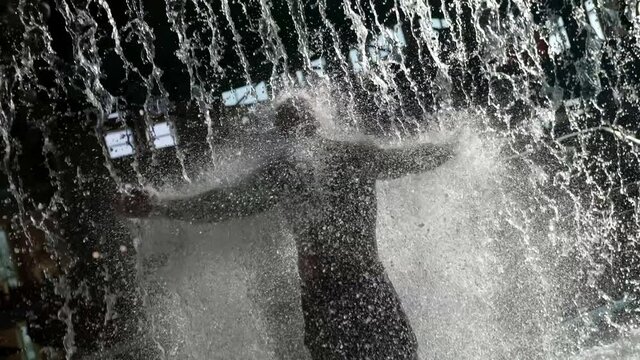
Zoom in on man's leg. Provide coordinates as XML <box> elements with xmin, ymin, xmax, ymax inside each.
<box><xmin>365</xmin><ymin>270</ymin><xmax>419</xmax><ymax>360</ymax></box>
<box><xmin>333</xmin><ymin>268</ymin><xmax>418</xmax><ymax>359</ymax></box>
<box><xmin>298</xmin><ymin>254</ymin><xmax>418</xmax><ymax>359</ymax></box>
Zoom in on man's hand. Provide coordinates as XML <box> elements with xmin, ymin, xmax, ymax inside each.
<box><xmin>114</xmin><ymin>188</ymin><xmax>154</xmax><ymax>218</ymax></box>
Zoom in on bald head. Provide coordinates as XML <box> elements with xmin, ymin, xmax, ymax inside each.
<box><xmin>274</xmin><ymin>97</ymin><xmax>317</xmax><ymax>137</ymax></box>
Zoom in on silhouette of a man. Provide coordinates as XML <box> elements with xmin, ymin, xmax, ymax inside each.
<box><xmin>117</xmin><ymin>97</ymin><xmax>456</xmax><ymax>359</ymax></box>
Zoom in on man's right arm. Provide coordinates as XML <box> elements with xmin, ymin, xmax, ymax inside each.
<box><xmin>118</xmin><ymin>164</ymin><xmax>285</xmax><ymax>223</ymax></box>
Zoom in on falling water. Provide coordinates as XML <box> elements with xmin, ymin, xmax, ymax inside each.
<box><xmin>0</xmin><ymin>0</ymin><xmax>639</xmax><ymax>359</ymax></box>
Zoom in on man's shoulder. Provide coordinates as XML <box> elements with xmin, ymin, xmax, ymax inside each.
<box><xmin>325</xmin><ymin>139</ymin><xmax>376</xmax><ymax>155</ymax></box>
<box><xmin>261</xmin><ymin>153</ymin><xmax>300</xmax><ymax>177</ymax></box>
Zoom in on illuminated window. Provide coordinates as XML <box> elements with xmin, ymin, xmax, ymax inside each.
<box><xmin>221</xmin><ymin>81</ymin><xmax>269</xmax><ymax>106</ymax></box>
<box><xmin>148</xmin><ymin>121</ymin><xmax>177</xmax><ymax>149</ymax></box>
<box><xmin>584</xmin><ymin>0</ymin><xmax>605</xmax><ymax>40</ymax></box>
<box><xmin>547</xmin><ymin>17</ymin><xmax>571</xmax><ymax>55</ymax></box>
<box><xmin>0</xmin><ymin>229</ymin><xmax>19</xmax><ymax>289</ymax></box>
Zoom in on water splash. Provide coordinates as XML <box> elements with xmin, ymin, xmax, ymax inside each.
<box><xmin>0</xmin><ymin>0</ymin><xmax>638</xmax><ymax>359</ymax></box>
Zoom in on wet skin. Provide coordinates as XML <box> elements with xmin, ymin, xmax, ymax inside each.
<box><xmin>120</xmin><ymin>138</ymin><xmax>454</xmax><ymax>359</ymax></box>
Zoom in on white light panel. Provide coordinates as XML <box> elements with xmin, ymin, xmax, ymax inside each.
<box><xmin>149</xmin><ymin>121</ymin><xmax>177</xmax><ymax>149</ymax></box>
<box><xmin>221</xmin><ymin>81</ymin><xmax>269</xmax><ymax>106</ymax></box>
<box><xmin>310</xmin><ymin>57</ymin><xmax>327</xmax><ymax>77</ymax></box>
<box><xmin>431</xmin><ymin>18</ymin><xmax>451</xmax><ymax>29</ymax></box>
<box><xmin>105</xmin><ymin>129</ymin><xmax>135</xmax><ymax>159</ymax></box>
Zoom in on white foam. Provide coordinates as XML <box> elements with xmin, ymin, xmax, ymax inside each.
<box><xmin>569</xmin><ymin>328</ymin><xmax>640</xmax><ymax>360</ymax></box>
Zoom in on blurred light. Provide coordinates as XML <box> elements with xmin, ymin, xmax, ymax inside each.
<box><xmin>0</xmin><ymin>229</ymin><xmax>19</xmax><ymax>289</ymax></box>
<box><xmin>221</xmin><ymin>81</ymin><xmax>269</xmax><ymax>106</ymax></box>
<box><xmin>146</xmin><ymin>97</ymin><xmax>170</xmax><ymax>117</ymax></box>
<box><xmin>349</xmin><ymin>49</ymin><xmax>366</xmax><ymax>73</ymax></box>
<box><xmin>547</xmin><ymin>17</ymin><xmax>571</xmax><ymax>55</ymax></box>
<box><xmin>584</xmin><ymin>0</ymin><xmax>605</xmax><ymax>40</ymax></box>
<box><xmin>564</xmin><ymin>97</ymin><xmax>585</xmax><ymax>115</ymax></box>
<box><xmin>148</xmin><ymin>121</ymin><xmax>177</xmax><ymax>149</ymax></box>
<box><xmin>296</xmin><ymin>70</ymin><xmax>306</xmax><ymax>86</ymax></box>
<box><xmin>92</xmin><ymin>251</ymin><xmax>101</xmax><ymax>259</ymax></box>
<box><xmin>368</xmin><ymin>35</ymin><xmax>392</xmax><ymax>61</ymax></box>
<box><xmin>393</xmin><ymin>24</ymin><xmax>407</xmax><ymax>47</ymax></box>
<box><xmin>367</xmin><ymin>24</ymin><xmax>407</xmax><ymax>63</ymax></box>
<box><xmin>104</xmin><ymin>129</ymin><xmax>135</xmax><ymax>159</ymax></box>
<box><xmin>276</xmin><ymin>72</ymin><xmax>295</xmax><ymax>88</ymax></box>
<box><xmin>623</xmin><ymin>1</ymin><xmax>640</xmax><ymax>21</ymax></box>
<box><xmin>310</xmin><ymin>57</ymin><xmax>327</xmax><ymax>77</ymax></box>
<box><xmin>368</xmin><ymin>43</ymin><xmax>391</xmax><ymax>62</ymax></box>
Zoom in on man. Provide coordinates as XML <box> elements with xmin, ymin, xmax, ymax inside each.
<box><xmin>117</xmin><ymin>97</ymin><xmax>456</xmax><ymax>359</ymax></box>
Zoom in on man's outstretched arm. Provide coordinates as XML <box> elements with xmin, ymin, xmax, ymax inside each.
<box><xmin>369</xmin><ymin>142</ymin><xmax>456</xmax><ymax>179</ymax></box>
<box><xmin>116</xmin><ymin>164</ymin><xmax>285</xmax><ymax>223</ymax></box>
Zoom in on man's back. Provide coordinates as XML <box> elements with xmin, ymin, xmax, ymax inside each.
<box><xmin>280</xmin><ymin>141</ymin><xmax>380</xmax><ymax>269</ymax></box>
<box><xmin>274</xmin><ymin>141</ymin><xmax>419</xmax><ymax>359</ymax></box>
